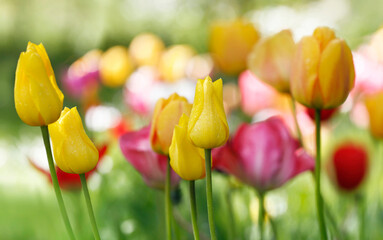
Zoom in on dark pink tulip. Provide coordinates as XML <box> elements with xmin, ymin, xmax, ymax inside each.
<box><xmin>119</xmin><ymin>125</ymin><xmax>180</xmax><ymax>189</ymax></box>
<box><xmin>213</xmin><ymin>117</ymin><xmax>314</xmax><ymax>192</ymax></box>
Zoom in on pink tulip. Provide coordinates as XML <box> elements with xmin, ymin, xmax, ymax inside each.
<box><xmin>119</xmin><ymin>125</ymin><xmax>180</xmax><ymax>189</ymax></box>
<box><xmin>238</xmin><ymin>70</ymin><xmax>281</xmax><ymax>116</ymax></box>
<box><xmin>213</xmin><ymin>117</ymin><xmax>314</xmax><ymax>192</ymax></box>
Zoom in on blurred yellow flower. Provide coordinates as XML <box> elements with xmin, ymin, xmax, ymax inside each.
<box><xmin>99</xmin><ymin>46</ymin><xmax>134</xmax><ymax>87</ymax></box>
<box><xmin>14</xmin><ymin>42</ymin><xmax>64</xmax><ymax>126</ymax></box>
<box><xmin>169</xmin><ymin>114</ymin><xmax>205</xmax><ymax>180</ymax></box>
<box><xmin>129</xmin><ymin>33</ymin><xmax>165</xmax><ymax>66</ymax></box>
<box><xmin>290</xmin><ymin>27</ymin><xmax>355</xmax><ymax>109</ymax></box>
<box><xmin>159</xmin><ymin>45</ymin><xmax>195</xmax><ymax>82</ymax></box>
<box><xmin>188</xmin><ymin>76</ymin><xmax>229</xmax><ymax>149</ymax></box>
<box><xmin>248</xmin><ymin>29</ymin><xmax>296</xmax><ymax>93</ymax></box>
<box><xmin>365</xmin><ymin>91</ymin><xmax>383</xmax><ymax>139</ymax></box>
<box><xmin>150</xmin><ymin>93</ymin><xmax>192</xmax><ymax>155</ymax></box>
<box><xmin>209</xmin><ymin>19</ymin><xmax>260</xmax><ymax>75</ymax></box>
<box><xmin>49</xmin><ymin>107</ymin><xmax>99</xmax><ymax>174</ymax></box>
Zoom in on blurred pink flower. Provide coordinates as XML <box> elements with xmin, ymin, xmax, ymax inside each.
<box><xmin>119</xmin><ymin>125</ymin><xmax>180</xmax><ymax>189</ymax></box>
<box><xmin>238</xmin><ymin>70</ymin><xmax>283</xmax><ymax>116</ymax></box>
<box><xmin>213</xmin><ymin>117</ymin><xmax>314</xmax><ymax>192</ymax></box>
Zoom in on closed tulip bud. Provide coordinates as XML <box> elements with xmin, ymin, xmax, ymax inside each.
<box><xmin>248</xmin><ymin>29</ymin><xmax>296</xmax><ymax>93</ymax></box>
<box><xmin>209</xmin><ymin>19</ymin><xmax>260</xmax><ymax>75</ymax></box>
<box><xmin>150</xmin><ymin>93</ymin><xmax>192</xmax><ymax>155</ymax></box>
<box><xmin>365</xmin><ymin>91</ymin><xmax>383</xmax><ymax>138</ymax></box>
<box><xmin>290</xmin><ymin>27</ymin><xmax>355</xmax><ymax>109</ymax></box>
<box><xmin>99</xmin><ymin>46</ymin><xmax>134</xmax><ymax>87</ymax></box>
<box><xmin>169</xmin><ymin>114</ymin><xmax>205</xmax><ymax>180</ymax></box>
<box><xmin>14</xmin><ymin>42</ymin><xmax>64</xmax><ymax>126</ymax></box>
<box><xmin>188</xmin><ymin>76</ymin><xmax>229</xmax><ymax>149</ymax></box>
<box><xmin>49</xmin><ymin>107</ymin><xmax>99</xmax><ymax>174</ymax></box>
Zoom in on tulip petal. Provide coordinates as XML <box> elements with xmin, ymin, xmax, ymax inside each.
<box><xmin>319</xmin><ymin>39</ymin><xmax>355</xmax><ymax>108</ymax></box>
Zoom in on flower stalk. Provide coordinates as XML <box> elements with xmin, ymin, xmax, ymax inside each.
<box><xmin>314</xmin><ymin>109</ymin><xmax>328</xmax><ymax>240</ymax></box>
<box><xmin>41</xmin><ymin>126</ymin><xmax>76</xmax><ymax>240</ymax></box>
<box><xmin>80</xmin><ymin>174</ymin><xmax>101</xmax><ymax>240</ymax></box>
<box><xmin>166</xmin><ymin>157</ymin><xmax>173</xmax><ymax>240</ymax></box>
<box><xmin>204</xmin><ymin>149</ymin><xmax>217</xmax><ymax>240</ymax></box>
<box><xmin>189</xmin><ymin>180</ymin><xmax>200</xmax><ymax>240</ymax></box>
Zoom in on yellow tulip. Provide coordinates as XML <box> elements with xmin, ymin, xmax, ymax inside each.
<box><xmin>188</xmin><ymin>76</ymin><xmax>229</xmax><ymax>149</ymax></box>
<box><xmin>169</xmin><ymin>114</ymin><xmax>205</xmax><ymax>180</ymax></box>
<box><xmin>365</xmin><ymin>91</ymin><xmax>383</xmax><ymax>139</ymax></box>
<box><xmin>290</xmin><ymin>27</ymin><xmax>355</xmax><ymax>109</ymax></box>
<box><xmin>129</xmin><ymin>33</ymin><xmax>165</xmax><ymax>66</ymax></box>
<box><xmin>150</xmin><ymin>93</ymin><xmax>192</xmax><ymax>155</ymax></box>
<box><xmin>209</xmin><ymin>19</ymin><xmax>260</xmax><ymax>75</ymax></box>
<box><xmin>248</xmin><ymin>29</ymin><xmax>296</xmax><ymax>93</ymax></box>
<box><xmin>49</xmin><ymin>107</ymin><xmax>99</xmax><ymax>174</ymax></box>
<box><xmin>14</xmin><ymin>42</ymin><xmax>64</xmax><ymax>126</ymax></box>
<box><xmin>99</xmin><ymin>46</ymin><xmax>134</xmax><ymax>87</ymax></box>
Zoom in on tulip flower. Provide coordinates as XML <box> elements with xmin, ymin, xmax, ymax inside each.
<box><xmin>213</xmin><ymin>117</ymin><xmax>314</xmax><ymax>192</ymax></box>
<box><xmin>14</xmin><ymin>42</ymin><xmax>64</xmax><ymax>126</ymax></box>
<box><xmin>305</xmin><ymin>107</ymin><xmax>338</xmax><ymax>122</ymax></box>
<box><xmin>30</xmin><ymin>144</ymin><xmax>108</xmax><ymax>190</ymax></box>
<box><xmin>120</xmin><ymin>125</ymin><xmax>180</xmax><ymax>189</ymax></box>
<box><xmin>129</xmin><ymin>33</ymin><xmax>165</xmax><ymax>66</ymax></box>
<box><xmin>248</xmin><ymin>29</ymin><xmax>296</xmax><ymax>93</ymax></box>
<box><xmin>150</xmin><ymin>93</ymin><xmax>192</xmax><ymax>155</ymax></box>
<box><xmin>328</xmin><ymin>143</ymin><xmax>368</xmax><ymax>192</ymax></box>
<box><xmin>188</xmin><ymin>76</ymin><xmax>229</xmax><ymax>149</ymax></box>
<box><xmin>365</xmin><ymin>91</ymin><xmax>383</xmax><ymax>138</ymax></box>
<box><xmin>99</xmin><ymin>46</ymin><xmax>134</xmax><ymax>87</ymax></box>
<box><xmin>169</xmin><ymin>114</ymin><xmax>205</xmax><ymax>180</ymax></box>
<box><xmin>159</xmin><ymin>45</ymin><xmax>195</xmax><ymax>82</ymax></box>
<box><xmin>290</xmin><ymin>27</ymin><xmax>355</xmax><ymax>109</ymax></box>
<box><xmin>49</xmin><ymin>107</ymin><xmax>99</xmax><ymax>174</ymax></box>
<box><xmin>209</xmin><ymin>19</ymin><xmax>260</xmax><ymax>75</ymax></box>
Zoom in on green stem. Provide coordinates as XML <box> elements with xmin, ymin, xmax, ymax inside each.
<box><xmin>258</xmin><ymin>192</ymin><xmax>265</xmax><ymax>240</ymax></box>
<box><xmin>225</xmin><ymin>187</ymin><xmax>235</xmax><ymax>240</ymax></box>
<box><xmin>40</xmin><ymin>126</ymin><xmax>76</xmax><ymax>240</ymax></box>
<box><xmin>290</xmin><ymin>97</ymin><xmax>304</xmax><ymax>148</ymax></box>
<box><xmin>355</xmin><ymin>194</ymin><xmax>366</xmax><ymax>240</ymax></box>
<box><xmin>314</xmin><ymin>110</ymin><xmax>328</xmax><ymax>240</ymax></box>
<box><xmin>80</xmin><ymin>174</ymin><xmax>101</xmax><ymax>240</ymax></box>
<box><xmin>189</xmin><ymin>181</ymin><xmax>200</xmax><ymax>240</ymax></box>
<box><xmin>166</xmin><ymin>157</ymin><xmax>173</xmax><ymax>240</ymax></box>
<box><xmin>268</xmin><ymin>213</ymin><xmax>278</xmax><ymax>240</ymax></box>
<box><xmin>204</xmin><ymin>149</ymin><xmax>217</xmax><ymax>240</ymax></box>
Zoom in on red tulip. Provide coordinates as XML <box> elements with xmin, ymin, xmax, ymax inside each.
<box><xmin>305</xmin><ymin>107</ymin><xmax>338</xmax><ymax>122</ymax></box>
<box><xmin>119</xmin><ymin>125</ymin><xmax>180</xmax><ymax>189</ymax></box>
<box><xmin>30</xmin><ymin>144</ymin><xmax>108</xmax><ymax>191</ymax></box>
<box><xmin>330</xmin><ymin>143</ymin><xmax>368</xmax><ymax>191</ymax></box>
<box><xmin>213</xmin><ymin>117</ymin><xmax>314</xmax><ymax>192</ymax></box>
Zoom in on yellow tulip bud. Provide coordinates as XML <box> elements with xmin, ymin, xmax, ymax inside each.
<box><xmin>150</xmin><ymin>93</ymin><xmax>192</xmax><ymax>155</ymax></box>
<box><xmin>209</xmin><ymin>19</ymin><xmax>260</xmax><ymax>75</ymax></box>
<box><xmin>14</xmin><ymin>42</ymin><xmax>64</xmax><ymax>126</ymax></box>
<box><xmin>169</xmin><ymin>114</ymin><xmax>205</xmax><ymax>180</ymax></box>
<box><xmin>248</xmin><ymin>29</ymin><xmax>296</xmax><ymax>93</ymax></box>
<box><xmin>99</xmin><ymin>46</ymin><xmax>134</xmax><ymax>87</ymax></box>
<box><xmin>290</xmin><ymin>27</ymin><xmax>355</xmax><ymax>109</ymax></box>
<box><xmin>188</xmin><ymin>76</ymin><xmax>229</xmax><ymax>149</ymax></box>
<box><xmin>48</xmin><ymin>107</ymin><xmax>99</xmax><ymax>174</ymax></box>
<box><xmin>365</xmin><ymin>92</ymin><xmax>383</xmax><ymax>139</ymax></box>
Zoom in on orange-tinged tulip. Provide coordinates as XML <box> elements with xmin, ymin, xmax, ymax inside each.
<box><xmin>170</xmin><ymin>114</ymin><xmax>205</xmax><ymax>180</ymax></box>
<box><xmin>49</xmin><ymin>107</ymin><xmax>99</xmax><ymax>174</ymax></box>
<box><xmin>129</xmin><ymin>33</ymin><xmax>165</xmax><ymax>66</ymax></box>
<box><xmin>248</xmin><ymin>30</ymin><xmax>296</xmax><ymax>93</ymax></box>
<box><xmin>290</xmin><ymin>27</ymin><xmax>355</xmax><ymax>109</ymax></box>
<box><xmin>99</xmin><ymin>46</ymin><xmax>134</xmax><ymax>87</ymax></box>
<box><xmin>150</xmin><ymin>93</ymin><xmax>192</xmax><ymax>155</ymax></box>
<box><xmin>210</xmin><ymin>19</ymin><xmax>260</xmax><ymax>75</ymax></box>
<box><xmin>14</xmin><ymin>42</ymin><xmax>64</xmax><ymax>126</ymax></box>
<box><xmin>188</xmin><ymin>76</ymin><xmax>229</xmax><ymax>149</ymax></box>
<box><xmin>365</xmin><ymin>91</ymin><xmax>383</xmax><ymax>138</ymax></box>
